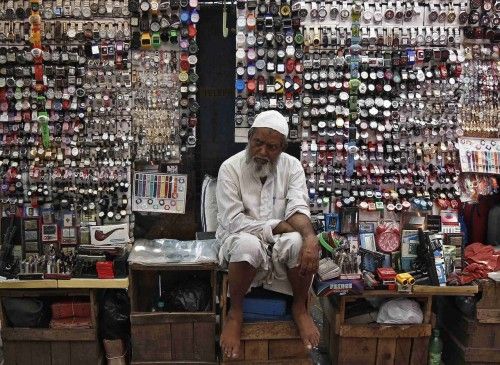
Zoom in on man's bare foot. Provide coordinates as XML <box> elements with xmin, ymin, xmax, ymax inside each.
<box><xmin>221</xmin><ymin>309</ymin><xmax>243</xmax><ymax>359</ymax></box>
<box><xmin>292</xmin><ymin>303</ymin><xmax>320</xmax><ymax>351</ymax></box>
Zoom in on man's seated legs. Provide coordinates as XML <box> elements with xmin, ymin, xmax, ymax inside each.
<box><xmin>220</xmin><ymin>232</ymin><xmax>320</xmax><ymax>358</ymax></box>
<box><xmin>220</xmin><ymin>232</ymin><xmax>264</xmax><ymax>359</ymax></box>
<box><xmin>276</xmin><ymin>232</ymin><xmax>321</xmax><ymax>350</ymax></box>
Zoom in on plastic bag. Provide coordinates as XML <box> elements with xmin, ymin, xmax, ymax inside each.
<box><xmin>3</xmin><ymin>297</ymin><xmax>50</xmax><ymax>328</ymax></box>
<box><xmin>128</xmin><ymin>238</ymin><xmax>221</xmax><ymax>265</ymax></box>
<box><xmin>99</xmin><ymin>290</ymin><xmax>131</xmax><ymax>340</ymax></box>
<box><xmin>165</xmin><ymin>279</ymin><xmax>211</xmax><ymax>312</ymax></box>
<box><xmin>376</xmin><ymin>298</ymin><xmax>423</xmax><ymax>324</ymax></box>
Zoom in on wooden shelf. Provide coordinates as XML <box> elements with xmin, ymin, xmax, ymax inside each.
<box><xmin>129</xmin><ymin>262</ymin><xmax>218</xmax><ymax>271</ymax></box>
<box><xmin>57</xmin><ymin>278</ymin><xmax>129</xmax><ymax>289</ymax></box>
<box><xmin>338</xmin><ymin>323</ymin><xmax>432</xmax><ymax>338</ymax></box>
<box><xmin>130</xmin><ymin>312</ymin><xmax>216</xmax><ymax>325</ymax></box>
<box><xmin>0</xmin><ymin>280</ymin><xmax>58</xmax><ymax>289</ymax></box>
<box><xmin>2</xmin><ymin>328</ymin><xmax>96</xmax><ymax>341</ymax></box>
<box><xmin>412</xmin><ymin>284</ymin><xmax>479</xmax><ymax>296</ymax></box>
<box><xmin>0</xmin><ymin>278</ymin><xmax>129</xmax><ymax>290</ymax></box>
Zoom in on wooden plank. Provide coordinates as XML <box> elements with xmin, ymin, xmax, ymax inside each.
<box><xmin>412</xmin><ymin>285</ymin><xmax>478</xmax><ymax>296</ymax></box>
<box><xmin>131</xmin><ymin>312</ymin><xmax>216</xmax><ymax>324</ymax></box>
<box><xmin>30</xmin><ymin>341</ymin><xmax>52</xmax><ymax>365</ymax></box>
<box><xmin>240</xmin><ymin>321</ymin><xmax>300</xmax><ymax>340</ymax></box>
<box><xmin>16</xmin><ymin>341</ymin><xmax>33</xmax><ymax>364</ymax></box>
<box><xmin>421</xmin><ymin>295</ymin><xmax>432</xmax><ymax>324</ymax></box>
<box><xmin>57</xmin><ymin>278</ymin><xmax>129</xmax><ymax>289</ymax></box>
<box><xmin>394</xmin><ymin>338</ymin><xmax>412</xmax><ymax>365</ymax></box>
<box><xmin>494</xmin><ymin>326</ymin><xmax>500</xmax><ymax>348</ymax></box>
<box><xmin>376</xmin><ymin>338</ymin><xmax>396</xmax><ymax>365</ymax></box>
<box><xmin>338</xmin><ymin>337</ymin><xmax>377</xmax><ymax>365</ymax></box>
<box><xmin>3</xmin><ymin>341</ymin><xmax>17</xmax><ymax>365</ymax></box>
<box><xmin>409</xmin><ymin>337</ymin><xmax>429</xmax><ymax>365</ymax></box>
<box><xmin>0</xmin><ymin>279</ymin><xmax>58</xmax><ymax>289</ymax></box>
<box><xmin>477</xmin><ymin>309</ymin><xmax>500</xmax><ymax>323</ymax></box>
<box><xmin>476</xmin><ymin>279</ymin><xmax>496</xmax><ymax>309</ymax></box>
<box><xmin>463</xmin><ymin>347</ymin><xmax>500</xmax><ymax>363</ymax></box>
<box><xmin>2</xmin><ymin>328</ymin><xmax>96</xmax><ymax>341</ymax></box>
<box><xmin>132</xmin><ymin>323</ymin><xmax>172</xmax><ymax>361</ymax></box>
<box><xmin>51</xmin><ymin>342</ymin><xmax>71</xmax><ymax>365</ymax></box>
<box><xmin>193</xmin><ymin>322</ymin><xmax>216</xmax><ymax>361</ymax></box>
<box><xmin>268</xmin><ymin>339</ymin><xmax>308</xmax><ymax>360</ymax></box>
<box><xmin>244</xmin><ymin>340</ymin><xmax>269</xmax><ymax>360</ymax></box>
<box><xmin>71</xmin><ymin>342</ymin><xmax>99</xmax><ymax>365</ymax></box>
<box><xmin>339</xmin><ymin>324</ymin><xmax>431</xmax><ymax>338</ymax></box>
<box><xmin>221</xmin><ymin>359</ymin><xmax>312</xmax><ymax>365</ymax></box>
<box><xmin>345</xmin><ymin>291</ymin><xmax>439</xmax><ymax>299</ymax></box>
<box><xmin>131</xmin><ymin>360</ymin><xmax>218</xmax><ymax>365</ymax></box>
<box><xmin>171</xmin><ymin>322</ymin><xmax>194</xmax><ymax>360</ymax></box>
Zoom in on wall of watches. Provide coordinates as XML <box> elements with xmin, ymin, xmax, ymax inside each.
<box><xmin>234</xmin><ymin>0</ymin><xmax>499</xmax><ymax>213</ymax></box>
<box><xmin>0</xmin><ymin>0</ymin><xmax>199</xmax><ymax>272</ymax></box>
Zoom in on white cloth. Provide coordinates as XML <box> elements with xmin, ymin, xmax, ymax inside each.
<box><xmin>220</xmin><ymin>232</ymin><xmax>302</xmax><ymax>295</ymax></box>
<box><xmin>252</xmin><ymin>110</ymin><xmax>289</xmax><ymax>137</ymax></box>
<box><xmin>216</xmin><ymin>150</ymin><xmax>310</xmax><ymax>293</ymax></box>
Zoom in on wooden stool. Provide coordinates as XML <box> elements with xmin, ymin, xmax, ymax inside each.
<box><xmin>220</xmin><ymin>272</ymin><xmax>312</xmax><ymax>365</ymax></box>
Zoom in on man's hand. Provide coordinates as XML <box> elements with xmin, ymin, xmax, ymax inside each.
<box><xmin>272</xmin><ymin>221</ymin><xmax>296</xmax><ymax>235</ymax></box>
<box><xmin>298</xmin><ymin>235</ymin><xmax>320</xmax><ymax>276</ymax></box>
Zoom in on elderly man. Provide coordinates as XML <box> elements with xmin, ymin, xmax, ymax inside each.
<box><xmin>216</xmin><ymin>110</ymin><xmax>320</xmax><ymax>359</ymax></box>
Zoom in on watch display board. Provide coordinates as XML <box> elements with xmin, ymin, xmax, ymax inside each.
<box><xmin>132</xmin><ymin>172</ymin><xmax>187</xmax><ymax>213</ymax></box>
<box><xmin>234</xmin><ymin>0</ymin><xmax>499</xmax><ymax>214</ymax></box>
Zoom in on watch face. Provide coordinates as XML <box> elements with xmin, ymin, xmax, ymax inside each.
<box><xmin>140</xmin><ymin>1</ymin><xmax>150</xmax><ymax>11</ymax></box>
<box><xmin>151</xmin><ymin>21</ymin><xmax>160</xmax><ymax>32</ymax></box>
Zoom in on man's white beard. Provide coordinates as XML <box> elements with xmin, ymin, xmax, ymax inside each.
<box><xmin>245</xmin><ymin>146</ymin><xmax>275</xmax><ymax>178</ymax></box>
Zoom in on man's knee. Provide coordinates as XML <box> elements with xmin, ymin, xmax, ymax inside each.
<box><xmin>227</xmin><ymin>233</ymin><xmax>264</xmax><ymax>268</ymax></box>
<box><xmin>280</xmin><ymin>232</ymin><xmax>303</xmax><ymax>265</ymax></box>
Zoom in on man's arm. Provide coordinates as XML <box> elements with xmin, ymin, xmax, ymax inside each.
<box><xmin>287</xmin><ymin>212</ymin><xmax>320</xmax><ymax>275</ymax></box>
<box><xmin>216</xmin><ymin>166</ymin><xmax>280</xmax><ymax>242</ymax></box>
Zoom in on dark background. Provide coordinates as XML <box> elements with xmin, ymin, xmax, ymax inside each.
<box><xmin>134</xmin><ymin>4</ymin><xmax>299</xmax><ymax>240</ymax></box>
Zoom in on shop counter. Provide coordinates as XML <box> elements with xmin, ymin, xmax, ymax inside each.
<box><xmin>320</xmin><ymin>284</ymin><xmax>480</xmax><ymax>365</ymax></box>
<box><xmin>0</xmin><ymin>277</ymin><xmax>129</xmax><ymax>365</ymax></box>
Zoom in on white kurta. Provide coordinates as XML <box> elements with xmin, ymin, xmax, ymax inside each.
<box><xmin>216</xmin><ymin>150</ymin><xmax>310</xmax><ymax>294</ymax></box>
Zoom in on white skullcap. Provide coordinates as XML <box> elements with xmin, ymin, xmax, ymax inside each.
<box><xmin>252</xmin><ymin>110</ymin><xmax>289</xmax><ymax>137</ymax></box>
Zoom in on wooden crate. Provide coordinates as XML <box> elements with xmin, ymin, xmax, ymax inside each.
<box><xmin>0</xmin><ymin>288</ymin><xmax>103</xmax><ymax>365</ymax></box>
<box><xmin>476</xmin><ymin>279</ymin><xmax>500</xmax><ymax>324</ymax></box>
<box><xmin>439</xmin><ymin>296</ymin><xmax>500</xmax><ymax>349</ymax></box>
<box><xmin>320</xmin><ymin>291</ymin><xmax>432</xmax><ymax>365</ymax></box>
<box><xmin>442</xmin><ymin>325</ymin><xmax>500</xmax><ymax>365</ymax></box>
<box><xmin>220</xmin><ymin>273</ymin><xmax>312</xmax><ymax>364</ymax></box>
<box><xmin>129</xmin><ymin>263</ymin><xmax>217</xmax><ymax>364</ymax></box>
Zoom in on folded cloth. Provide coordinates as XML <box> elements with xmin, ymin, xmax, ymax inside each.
<box><xmin>450</xmin><ymin>243</ymin><xmax>500</xmax><ymax>285</ymax></box>
<box><xmin>51</xmin><ymin>300</ymin><xmax>91</xmax><ymax>319</ymax></box>
<box><xmin>50</xmin><ymin>317</ymin><xmax>92</xmax><ymax>329</ymax></box>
